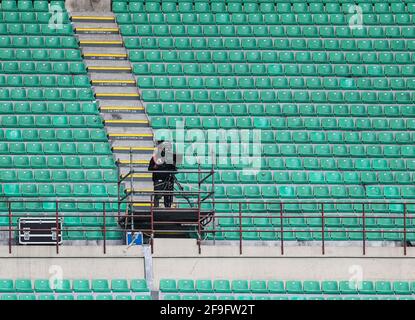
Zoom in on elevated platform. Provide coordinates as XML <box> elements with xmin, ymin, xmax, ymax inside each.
<box><xmin>119</xmin><ymin>207</ymin><xmax>214</xmax><ymax>239</ymax></box>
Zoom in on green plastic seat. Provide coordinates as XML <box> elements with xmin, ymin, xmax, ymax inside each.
<box><xmin>15</xmin><ymin>279</ymin><xmax>33</xmax><ymax>293</ymax></box>
<box><xmin>178</xmin><ymin>280</ymin><xmax>195</xmax><ymax>293</ymax></box>
<box><xmin>160</xmin><ymin>279</ymin><xmax>177</xmax><ymax>293</ymax></box>
<box><xmin>73</xmin><ymin>279</ymin><xmax>91</xmax><ymax>293</ymax></box>
<box><xmin>33</xmin><ymin>279</ymin><xmax>55</xmax><ymax>293</ymax></box>
<box><xmin>214</xmin><ymin>280</ymin><xmax>231</xmax><ymax>293</ymax></box>
<box><xmin>0</xmin><ymin>280</ymin><xmax>14</xmax><ymax>293</ymax></box>
<box><xmin>196</xmin><ymin>280</ymin><xmax>213</xmax><ymax>293</ymax></box>
<box><xmin>110</xmin><ymin>279</ymin><xmax>129</xmax><ymax>293</ymax></box>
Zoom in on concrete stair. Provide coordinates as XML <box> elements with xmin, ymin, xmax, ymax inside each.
<box><xmin>71</xmin><ymin>12</ymin><xmax>155</xmax><ymax>205</ymax></box>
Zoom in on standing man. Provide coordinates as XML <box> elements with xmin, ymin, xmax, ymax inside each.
<box><xmin>148</xmin><ymin>141</ymin><xmax>177</xmax><ymax>208</ymax></box>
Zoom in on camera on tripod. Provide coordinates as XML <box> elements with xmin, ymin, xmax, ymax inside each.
<box><xmin>154</xmin><ymin>141</ymin><xmax>174</xmax><ymax>166</ymax></box>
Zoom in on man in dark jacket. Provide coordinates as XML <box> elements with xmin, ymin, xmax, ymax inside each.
<box><xmin>148</xmin><ymin>141</ymin><xmax>177</xmax><ymax>207</ymax></box>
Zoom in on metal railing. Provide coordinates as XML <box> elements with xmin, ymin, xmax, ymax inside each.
<box><xmin>202</xmin><ymin>200</ymin><xmax>415</xmax><ymax>256</ymax></box>
<box><xmin>1</xmin><ymin>198</ymin><xmax>414</xmax><ymax>256</ymax></box>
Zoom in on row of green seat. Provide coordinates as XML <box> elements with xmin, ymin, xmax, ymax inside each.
<box><xmin>0</xmin><ymin>294</ymin><xmax>151</xmax><ymax>300</ymax></box>
<box><xmin>0</xmin><ymin>155</ymin><xmax>115</xmax><ymax>168</ymax></box>
<box><xmin>0</xmin><ymin>12</ymin><xmax>69</xmax><ymax>23</ymax></box>
<box><xmin>0</xmin><ymin>201</ymin><xmax>126</xmax><ymax>212</ymax></box>
<box><xmin>0</xmin><ymin>62</ymin><xmax>85</xmax><ymax>74</ymax></box>
<box><xmin>126</xmin><ymin>37</ymin><xmax>415</xmax><ymax>50</ymax></box>
<box><xmin>113</xmin><ymin>0</ymin><xmax>415</xmax><ymax>3</ymax></box>
<box><xmin>138</xmin><ymin>76</ymin><xmax>415</xmax><ymax>90</ymax></box>
<box><xmin>64</xmin><ymin>230</ymin><xmax>123</xmax><ymax>240</ymax></box>
<box><xmin>178</xmin><ymin>157</ymin><xmax>415</xmax><ymax>171</ymax></box>
<box><xmin>0</xmin><ymin>75</ymin><xmax>90</xmax><ymax>87</ymax></box>
<box><xmin>114</xmin><ymin>1</ymin><xmax>414</xmax><ymax>14</ymax></box>
<box><xmin>0</xmin><ymin>1</ymin><xmax>64</xmax><ymax>12</ymax></box>
<box><xmin>0</xmin><ymin>129</ymin><xmax>107</xmax><ymax>141</ymax></box>
<box><xmin>209</xmin><ymin>227</ymin><xmax>413</xmax><ymax>241</ymax></box>
<box><xmin>121</xmin><ymin>24</ymin><xmax>415</xmax><ymax>37</ymax></box>
<box><xmin>0</xmin><ymin>88</ymin><xmax>93</xmax><ymax>101</ymax></box>
<box><xmin>208</xmin><ymin>202</ymin><xmax>415</xmax><ymax>213</ymax></box>
<box><xmin>0</xmin><ymin>115</ymin><xmax>102</xmax><ymax>127</ymax></box>
<box><xmin>0</xmin><ymin>36</ymin><xmax>78</xmax><ymax>48</ymax></box>
<box><xmin>63</xmin><ymin>216</ymin><xmax>119</xmax><ymax>226</ymax></box>
<box><xmin>116</xmin><ymin>12</ymin><xmax>415</xmax><ymax>25</ymax></box>
<box><xmin>216</xmin><ymin>215</ymin><xmax>415</xmax><ymax>227</ymax></box>
<box><xmin>177</xmin><ymin>170</ymin><xmax>414</xmax><ymax>185</ymax></box>
<box><xmin>178</xmin><ymin>146</ymin><xmax>415</xmax><ymax>162</ymax></box>
<box><xmin>113</xmin><ymin>2</ymin><xmax>415</xmax><ymax>24</ymax></box>
<box><xmin>142</xmin><ymin>89</ymin><xmax>413</xmax><ymax>103</ymax></box>
<box><xmin>162</xmin><ymin>294</ymin><xmax>411</xmax><ymax>300</ymax></box>
<box><xmin>0</xmin><ymin>49</ymin><xmax>82</xmax><ymax>61</ymax></box>
<box><xmin>147</xmin><ymin>103</ymin><xmax>415</xmax><ymax>117</ymax></box>
<box><xmin>163</xmin><ymin>130</ymin><xmax>415</xmax><ymax>144</ymax></box>
<box><xmin>0</xmin><ymin>169</ymin><xmax>118</xmax><ymax>182</ymax></box>
<box><xmin>175</xmin><ymin>143</ymin><xmax>415</xmax><ymax>160</ymax></box>
<box><xmin>134</xmin><ymin>63</ymin><xmax>414</xmax><ymax>77</ymax></box>
<box><xmin>199</xmin><ymin>184</ymin><xmax>415</xmax><ymax>198</ymax></box>
<box><xmin>159</xmin><ymin>278</ymin><xmax>415</xmax><ymax>295</ymax></box>
<box><xmin>0</xmin><ymin>102</ymin><xmax>98</xmax><ymax>114</ymax></box>
<box><xmin>0</xmin><ymin>278</ymin><xmax>148</xmax><ymax>293</ymax></box>
<box><xmin>151</xmin><ymin>115</ymin><xmax>415</xmax><ymax>130</ymax></box>
<box><xmin>0</xmin><ymin>142</ymin><xmax>111</xmax><ymax>155</ymax></box>
<box><xmin>130</xmin><ymin>50</ymin><xmax>415</xmax><ymax>64</ymax></box>
<box><xmin>0</xmin><ymin>24</ymin><xmax>73</xmax><ymax>35</ymax></box>
<box><xmin>0</xmin><ymin>183</ymin><xmax>119</xmax><ymax>197</ymax></box>
<box><xmin>1</xmin><ymin>215</ymin><xmax>118</xmax><ymax>226</ymax></box>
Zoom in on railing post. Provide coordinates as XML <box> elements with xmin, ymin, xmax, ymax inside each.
<box><xmin>280</xmin><ymin>203</ymin><xmax>284</xmax><ymax>255</ymax></box>
<box><xmin>150</xmin><ymin>194</ymin><xmax>154</xmax><ymax>254</ymax></box>
<box><xmin>211</xmin><ymin>151</ymin><xmax>216</xmax><ymax>244</ymax></box>
<box><xmin>55</xmin><ymin>200</ymin><xmax>59</xmax><ymax>254</ymax></box>
<box><xmin>117</xmin><ymin>160</ymin><xmax>120</xmax><ymax>225</ymax></box>
<box><xmin>404</xmin><ymin>203</ymin><xmax>407</xmax><ymax>256</ymax></box>
<box><xmin>321</xmin><ymin>202</ymin><xmax>325</xmax><ymax>255</ymax></box>
<box><xmin>198</xmin><ymin>162</ymin><xmax>202</xmax><ymax>254</ymax></box>
<box><xmin>8</xmin><ymin>201</ymin><xmax>12</xmax><ymax>254</ymax></box>
<box><xmin>130</xmin><ymin>147</ymin><xmax>133</xmax><ymax>196</ymax></box>
<box><xmin>103</xmin><ymin>201</ymin><xmax>106</xmax><ymax>255</ymax></box>
<box><xmin>362</xmin><ymin>203</ymin><xmax>366</xmax><ymax>256</ymax></box>
<box><xmin>239</xmin><ymin>202</ymin><xmax>242</xmax><ymax>255</ymax></box>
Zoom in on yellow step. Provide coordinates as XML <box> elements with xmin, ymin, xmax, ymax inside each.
<box><xmin>122</xmin><ymin>173</ymin><xmax>152</xmax><ymax>179</ymax></box>
<box><xmin>95</xmin><ymin>93</ymin><xmax>139</xmax><ymax>98</ymax></box>
<box><xmin>105</xmin><ymin>120</ymin><xmax>148</xmax><ymax>125</ymax></box>
<box><xmin>80</xmin><ymin>40</ymin><xmax>123</xmax><ymax>45</ymax></box>
<box><xmin>100</xmin><ymin>106</ymin><xmax>144</xmax><ymax>112</ymax></box>
<box><xmin>88</xmin><ymin>66</ymin><xmax>131</xmax><ymax>71</ymax></box>
<box><xmin>83</xmin><ymin>53</ymin><xmax>128</xmax><ymax>59</ymax></box>
<box><xmin>91</xmin><ymin>80</ymin><xmax>136</xmax><ymax>85</ymax></box>
<box><xmin>126</xmin><ymin>188</ymin><xmax>153</xmax><ymax>193</ymax></box>
<box><xmin>72</xmin><ymin>16</ymin><xmax>115</xmax><ymax>21</ymax></box>
<box><xmin>133</xmin><ymin>202</ymin><xmax>152</xmax><ymax>207</ymax></box>
<box><xmin>109</xmin><ymin>132</ymin><xmax>152</xmax><ymax>138</ymax></box>
<box><xmin>118</xmin><ymin>159</ymin><xmax>149</xmax><ymax>165</ymax></box>
<box><xmin>113</xmin><ymin>146</ymin><xmax>155</xmax><ymax>152</ymax></box>
<box><xmin>76</xmin><ymin>27</ymin><xmax>119</xmax><ymax>33</ymax></box>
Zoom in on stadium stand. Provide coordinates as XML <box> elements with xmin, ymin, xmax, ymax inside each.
<box><xmin>114</xmin><ymin>0</ymin><xmax>415</xmax><ymax>242</ymax></box>
<box><xmin>159</xmin><ymin>278</ymin><xmax>415</xmax><ymax>300</ymax></box>
<box><xmin>0</xmin><ymin>0</ymin><xmax>123</xmax><ymax>242</ymax></box>
<box><xmin>0</xmin><ymin>278</ymin><xmax>150</xmax><ymax>300</ymax></box>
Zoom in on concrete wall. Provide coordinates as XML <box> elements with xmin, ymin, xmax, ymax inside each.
<box><xmin>1</xmin><ymin>240</ymin><xmax>415</xmax><ymax>286</ymax></box>
<box><xmin>150</xmin><ymin>239</ymin><xmax>415</xmax><ymax>289</ymax></box>
<box><xmin>65</xmin><ymin>0</ymin><xmax>111</xmax><ymax>13</ymax></box>
<box><xmin>0</xmin><ymin>246</ymin><xmax>145</xmax><ymax>279</ymax></box>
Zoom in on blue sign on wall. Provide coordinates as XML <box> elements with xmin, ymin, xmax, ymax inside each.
<box><xmin>126</xmin><ymin>232</ymin><xmax>143</xmax><ymax>245</ymax></box>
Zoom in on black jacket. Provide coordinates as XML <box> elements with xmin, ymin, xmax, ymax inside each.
<box><xmin>148</xmin><ymin>154</ymin><xmax>177</xmax><ymax>182</ymax></box>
